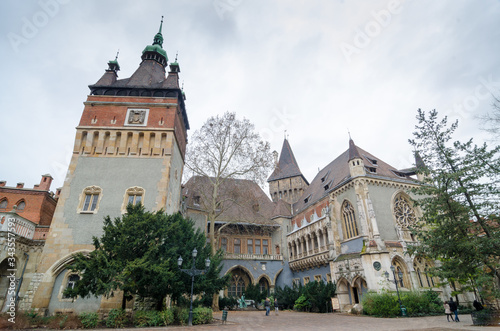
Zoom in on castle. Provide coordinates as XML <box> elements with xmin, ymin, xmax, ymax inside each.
<box><xmin>0</xmin><ymin>21</ymin><xmax>470</xmax><ymax>315</ymax></box>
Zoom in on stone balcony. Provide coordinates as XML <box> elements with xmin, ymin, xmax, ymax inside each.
<box><xmin>289</xmin><ymin>248</ymin><xmax>329</xmax><ymax>271</ymax></box>
<box><xmin>0</xmin><ymin>212</ymin><xmax>36</xmax><ymax>240</ymax></box>
<box><xmin>223</xmin><ymin>252</ymin><xmax>283</xmax><ymax>261</ymax></box>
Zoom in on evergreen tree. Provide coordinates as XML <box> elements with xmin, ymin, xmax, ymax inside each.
<box><xmin>408</xmin><ymin>109</ymin><xmax>500</xmax><ymax>302</ymax></box>
<box><xmin>64</xmin><ymin>204</ymin><xmax>229</xmax><ymax>310</ymax></box>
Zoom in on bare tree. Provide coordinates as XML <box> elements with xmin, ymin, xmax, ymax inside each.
<box><xmin>479</xmin><ymin>95</ymin><xmax>500</xmax><ymax>142</ymax></box>
<box><xmin>186</xmin><ymin>112</ymin><xmax>274</xmax><ymax>252</ymax></box>
<box><xmin>184</xmin><ymin>112</ymin><xmax>274</xmax><ymax>309</ymax></box>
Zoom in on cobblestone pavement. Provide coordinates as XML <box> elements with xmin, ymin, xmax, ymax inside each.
<box><xmin>95</xmin><ymin>310</ymin><xmax>500</xmax><ymax>331</ymax></box>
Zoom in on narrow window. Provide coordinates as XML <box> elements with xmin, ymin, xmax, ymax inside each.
<box><xmin>341</xmin><ymin>200</ymin><xmax>359</xmax><ymax>239</ymax></box>
<box><xmin>221</xmin><ymin>238</ymin><xmax>227</xmax><ymax>252</ymax></box>
<box><xmin>262</xmin><ymin>239</ymin><xmax>269</xmax><ymax>254</ymax></box>
<box><xmin>255</xmin><ymin>239</ymin><xmax>261</xmax><ymax>255</ymax></box>
<box><xmin>0</xmin><ymin>199</ymin><xmax>7</xmax><ymax>210</ymax></box>
<box><xmin>63</xmin><ymin>274</ymin><xmax>80</xmax><ymax>298</ymax></box>
<box><xmin>247</xmin><ymin>239</ymin><xmax>253</xmax><ymax>254</ymax></box>
<box><xmin>234</xmin><ymin>239</ymin><xmax>241</xmax><ymax>254</ymax></box>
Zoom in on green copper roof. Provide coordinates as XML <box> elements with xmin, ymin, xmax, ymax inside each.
<box><xmin>142</xmin><ymin>16</ymin><xmax>168</xmax><ymax>62</ymax></box>
<box><xmin>142</xmin><ymin>44</ymin><xmax>168</xmax><ymax>59</ymax></box>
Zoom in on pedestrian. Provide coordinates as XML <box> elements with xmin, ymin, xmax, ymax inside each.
<box><xmin>444</xmin><ymin>301</ymin><xmax>454</xmax><ymax>322</ymax></box>
<box><xmin>265</xmin><ymin>297</ymin><xmax>270</xmax><ymax>316</ymax></box>
<box><xmin>274</xmin><ymin>298</ymin><xmax>279</xmax><ymax>315</ymax></box>
<box><xmin>448</xmin><ymin>297</ymin><xmax>459</xmax><ymax>322</ymax></box>
<box><xmin>473</xmin><ymin>299</ymin><xmax>484</xmax><ymax>311</ymax></box>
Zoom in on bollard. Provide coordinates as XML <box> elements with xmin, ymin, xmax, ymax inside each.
<box><xmin>222</xmin><ymin>309</ymin><xmax>228</xmax><ymax>324</ymax></box>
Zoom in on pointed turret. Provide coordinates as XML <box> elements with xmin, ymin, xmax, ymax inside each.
<box><xmin>93</xmin><ymin>51</ymin><xmax>120</xmax><ymax>86</ymax></box>
<box><xmin>268</xmin><ymin>138</ymin><xmax>309</xmax><ymax>204</ymax></box>
<box><xmin>348</xmin><ymin>138</ymin><xmax>366</xmax><ymax>177</ymax></box>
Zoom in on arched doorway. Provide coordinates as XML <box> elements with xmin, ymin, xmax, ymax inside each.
<box><xmin>0</xmin><ymin>258</ymin><xmax>16</xmax><ymax>312</ymax></box>
<box><xmin>227</xmin><ymin>268</ymin><xmax>251</xmax><ymax>298</ymax></box>
<box><xmin>258</xmin><ymin>277</ymin><xmax>270</xmax><ymax>296</ymax></box>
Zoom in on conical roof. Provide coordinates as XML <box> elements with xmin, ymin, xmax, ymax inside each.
<box><xmin>267</xmin><ymin>138</ymin><xmax>307</xmax><ymax>183</ymax></box>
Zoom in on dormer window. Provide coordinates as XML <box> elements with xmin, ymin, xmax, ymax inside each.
<box><xmin>321</xmin><ymin>170</ymin><xmax>331</xmax><ymax>183</ymax></box>
<box><xmin>391</xmin><ymin>170</ymin><xmax>407</xmax><ymax>178</ymax></box>
<box><xmin>365</xmin><ymin>166</ymin><xmax>377</xmax><ymax>174</ymax></box>
<box><xmin>324</xmin><ymin>180</ymin><xmax>333</xmax><ymax>191</ymax></box>
<box><xmin>193</xmin><ymin>195</ymin><xmax>200</xmax><ymax>206</ymax></box>
<box><xmin>364</xmin><ymin>155</ymin><xmax>378</xmax><ymax>166</ymax></box>
<box><xmin>304</xmin><ymin>194</ymin><xmax>311</xmax><ymax>204</ymax></box>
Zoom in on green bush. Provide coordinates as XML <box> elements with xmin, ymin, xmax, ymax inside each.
<box><xmin>172</xmin><ymin>306</ymin><xmax>189</xmax><ymax>325</ymax></box>
<box><xmin>106</xmin><ymin>308</ymin><xmax>128</xmax><ymax>328</ymax></box>
<box><xmin>362</xmin><ymin>291</ymin><xmax>400</xmax><ymax>317</ymax></box>
<box><xmin>133</xmin><ymin>310</ymin><xmax>164</xmax><ymax>327</ymax></box>
<box><xmin>192</xmin><ymin>307</ymin><xmax>213</xmax><ymax>325</ymax></box>
<box><xmin>275</xmin><ymin>281</ymin><xmax>336</xmax><ymax>312</ymax></box>
<box><xmin>163</xmin><ymin>308</ymin><xmax>174</xmax><ymax>325</ymax></box>
<box><xmin>79</xmin><ymin>312</ymin><xmax>99</xmax><ymax>329</ymax></box>
<box><xmin>362</xmin><ymin>290</ymin><xmax>443</xmax><ymax>317</ymax></box>
<box><xmin>294</xmin><ymin>294</ymin><xmax>311</xmax><ymax>311</ymax></box>
<box><xmin>219</xmin><ymin>296</ymin><xmax>238</xmax><ymax>310</ymax></box>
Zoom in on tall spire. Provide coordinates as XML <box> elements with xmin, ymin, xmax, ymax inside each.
<box><xmin>141</xmin><ymin>16</ymin><xmax>168</xmax><ymax>66</ymax></box>
<box><xmin>268</xmin><ymin>138</ymin><xmax>306</xmax><ymax>183</ymax></box>
<box><xmin>153</xmin><ymin>16</ymin><xmax>164</xmax><ymax>47</ymax></box>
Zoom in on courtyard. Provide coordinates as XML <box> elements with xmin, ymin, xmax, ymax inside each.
<box><xmin>93</xmin><ymin>310</ymin><xmax>498</xmax><ymax>331</ymax></box>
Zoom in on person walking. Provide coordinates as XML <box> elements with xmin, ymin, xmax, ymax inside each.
<box><xmin>274</xmin><ymin>298</ymin><xmax>279</xmax><ymax>315</ymax></box>
<box><xmin>444</xmin><ymin>301</ymin><xmax>454</xmax><ymax>322</ymax></box>
<box><xmin>265</xmin><ymin>297</ymin><xmax>271</xmax><ymax>316</ymax></box>
<box><xmin>449</xmin><ymin>297</ymin><xmax>460</xmax><ymax>322</ymax></box>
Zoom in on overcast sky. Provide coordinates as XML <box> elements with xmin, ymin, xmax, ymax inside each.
<box><xmin>1</xmin><ymin>0</ymin><xmax>499</xmax><ymax>191</ymax></box>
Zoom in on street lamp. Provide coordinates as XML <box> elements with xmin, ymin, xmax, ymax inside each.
<box><xmin>178</xmin><ymin>248</ymin><xmax>211</xmax><ymax>326</ymax></box>
<box><xmin>384</xmin><ymin>265</ymin><xmax>407</xmax><ymax>317</ymax></box>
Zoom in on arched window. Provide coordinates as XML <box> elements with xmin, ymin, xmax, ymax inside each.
<box><xmin>78</xmin><ymin>186</ymin><xmax>102</xmax><ymax>213</ymax></box>
<box><xmin>392</xmin><ymin>258</ymin><xmax>410</xmax><ymax>289</ymax></box>
<box><xmin>122</xmin><ymin>187</ymin><xmax>145</xmax><ymax>213</ymax></box>
<box><xmin>228</xmin><ymin>269</ymin><xmax>249</xmax><ymax>298</ymax></box>
<box><xmin>393</xmin><ymin>195</ymin><xmax>417</xmax><ymax>229</ymax></box>
<box><xmin>259</xmin><ymin>278</ymin><xmax>269</xmax><ymax>295</ymax></box>
<box><xmin>341</xmin><ymin>200</ymin><xmax>359</xmax><ymax>239</ymax></box>
<box><xmin>0</xmin><ymin>199</ymin><xmax>7</xmax><ymax>210</ymax></box>
<box><xmin>16</xmin><ymin>200</ymin><xmax>26</xmax><ymax>211</ymax></box>
<box><xmin>393</xmin><ymin>194</ymin><xmax>417</xmax><ymax>241</ymax></box>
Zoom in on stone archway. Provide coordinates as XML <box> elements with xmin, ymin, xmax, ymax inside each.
<box><xmin>225</xmin><ymin>267</ymin><xmax>252</xmax><ymax>298</ymax></box>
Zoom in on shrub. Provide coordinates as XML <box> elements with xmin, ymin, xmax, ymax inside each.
<box><xmin>219</xmin><ymin>296</ymin><xmax>238</xmax><ymax>310</ymax></box>
<box><xmin>362</xmin><ymin>291</ymin><xmax>400</xmax><ymax>317</ymax></box>
<box><xmin>133</xmin><ymin>310</ymin><xmax>164</xmax><ymax>327</ymax></box>
<box><xmin>79</xmin><ymin>312</ymin><xmax>99</xmax><ymax>329</ymax></box>
<box><xmin>162</xmin><ymin>308</ymin><xmax>174</xmax><ymax>325</ymax></box>
<box><xmin>294</xmin><ymin>295</ymin><xmax>311</xmax><ymax>311</ymax></box>
<box><xmin>106</xmin><ymin>309</ymin><xmax>128</xmax><ymax>328</ymax></box>
<box><xmin>192</xmin><ymin>307</ymin><xmax>213</xmax><ymax>325</ymax></box>
<box><xmin>172</xmin><ymin>306</ymin><xmax>189</xmax><ymax>325</ymax></box>
<box><xmin>362</xmin><ymin>290</ymin><xmax>443</xmax><ymax>317</ymax></box>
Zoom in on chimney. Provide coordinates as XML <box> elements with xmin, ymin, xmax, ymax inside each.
<box><xmin>16</xmin><ymin>183</ymin><xmax>24</xmax><ymax>189</ymax></box>
<box><xmin>0</xmin><ymin>181</ymin><xmax>6</xmax><ymax>187</ymax></box>
<box><xmin>38</xmin><ymin>174</ymin><xmax>53</xmax><ymax>191</ymax></box>
<box><xmin>56</xmin><ymin>187</ymin><xmax>62</xmax><ymax>198</ymax></box>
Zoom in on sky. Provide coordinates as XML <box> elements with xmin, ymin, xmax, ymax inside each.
<box><xmin>1</xmin><ymin>0</ymin><xmax>499</xmax><ymax>191</ymax></box>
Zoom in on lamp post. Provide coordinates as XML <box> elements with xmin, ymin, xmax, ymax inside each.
<box><xmin>178</xmin><ymin>248</ymin><xmax>211</xmax><ymax>326</ymax></box>
<box><xmin>384</xmin><ymin>265</ymin><xmax>407</xmax><ymax>317</ymax></box>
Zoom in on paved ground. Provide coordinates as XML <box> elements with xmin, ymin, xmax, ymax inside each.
<box><xmin>96</xmin><ymin>310</ymin><xmax>500</xmax><ymax>331</ymax></box>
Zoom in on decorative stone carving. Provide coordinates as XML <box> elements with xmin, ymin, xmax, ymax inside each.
<box><xmin>128</xmin><ymin>110</ymin><xmax>146</xmax><ymax>124</ymax></box>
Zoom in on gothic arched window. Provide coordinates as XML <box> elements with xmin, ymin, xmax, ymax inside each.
<box><xmin>342</xmin><ymin>200</ymin><xmax>359</xmax><ymax>239</ymax></box>
<box><xmin>393</xmin><ymin>195</ymin><xmax>417</xmax><ymax>229</ymax></box>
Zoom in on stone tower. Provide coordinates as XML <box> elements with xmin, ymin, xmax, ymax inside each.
<box><xmin>267</xmin><ymin>138</ymin><xmax>309</xmax><ymax>204</ymax></box>
<box><xmin>31</xmin><ymin>19</ymin><xmax>189</xmax><ymax>314</ymax></box>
